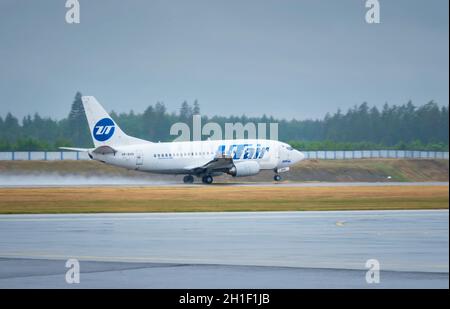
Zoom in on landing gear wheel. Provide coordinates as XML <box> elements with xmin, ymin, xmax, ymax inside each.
<box><xmin>183</xmin><ymin>175</ymin><xmax>194</xmax><ymax>184</ymax></box>
<box><xmin>274</xmin><ymin>174</ymin><xmax>282</xmax><ymax>182</ymax></box>
<box><xmin>202</xmin><ymin>175</ymin><xmax>214</xmax><ymax>184</ymax></box>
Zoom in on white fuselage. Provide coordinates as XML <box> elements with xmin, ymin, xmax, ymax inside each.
<box><xmin>90</xmin><ymin>139</ymin><xmax>304</xmax><ymax>175</ymax></box>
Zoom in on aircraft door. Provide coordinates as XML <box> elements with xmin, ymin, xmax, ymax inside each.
<box><xmin>136</xmin><ymin>150</ymin><xmax>144</xmax><ymax>166</ymax></box>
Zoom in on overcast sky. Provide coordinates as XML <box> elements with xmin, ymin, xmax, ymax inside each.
<box><xmin>0</xmin><ymin>0</ymin><xmax>448</xmax><ymax>121</ymax></box>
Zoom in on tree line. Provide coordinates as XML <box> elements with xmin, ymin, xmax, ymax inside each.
<box><xmin>0</xmin><ymin>92</ymin><xmax>448</xmax><ymax>151</ymax></box>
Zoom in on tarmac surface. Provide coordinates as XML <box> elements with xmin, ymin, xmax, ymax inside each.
<box><xmin>0</xmin><ymin>173</ymin><xmax>448</xmax><ymax>188</ymax></box>
<box><xmin>0</xmin><ymin>210</ymin><xmax>448</xmax><ymax>288</ymax></box>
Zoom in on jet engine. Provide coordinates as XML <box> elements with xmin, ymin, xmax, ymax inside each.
<box><xmin>228</xmin><ymin>161</ymin><xmax>260</xmax><ymax>177</ymax></box>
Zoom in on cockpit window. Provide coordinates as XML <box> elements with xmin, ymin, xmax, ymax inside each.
<box><xmin>287</xmin><ymin>147</ymin><xmax>294</xmax><ymax>151</ymax></box>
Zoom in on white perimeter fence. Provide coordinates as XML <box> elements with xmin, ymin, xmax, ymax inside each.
<box><xmin>0</xmin><ymin>150</ymin><xmax>448</xmax><ymax>161</ymax></box>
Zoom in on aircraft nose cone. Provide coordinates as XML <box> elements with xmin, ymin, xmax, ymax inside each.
<box><xmin>294</xmin><ymin>150</ymin><xmax>305</xmax><ymax>163</ymax></box>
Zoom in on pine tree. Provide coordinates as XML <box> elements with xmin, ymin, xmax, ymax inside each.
<box><xmin>67</xmin><ymin>92</ymin><xmax>91</xmax><ymax>147</ymax></box>
<box><xmin>193</xmin><ymin>100</ymin><xmax>200</xmax><ymax>115</ymax></box>
<box><xmin>180</xmin><ymin>101</ymin><xmax>192</xmax><ymax>122</ymax></box>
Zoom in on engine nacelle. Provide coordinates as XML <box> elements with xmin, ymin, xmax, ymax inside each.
<box><xmin>228</xmin><ymin>161</ymin><xmax>260</xmax><ymax>177</ymax></box>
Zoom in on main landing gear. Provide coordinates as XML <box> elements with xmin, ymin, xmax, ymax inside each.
<box><xmin>183</xmin><ymin>175</ymin><xmax>194</xmax><ymax>184</ymax></box>
<box><xmin>201</xmin><ymin>175</ymin><xmax>214</xmax><ymax>184</ymax></box>
<box><xmin>182</xmin><ymin>175</ymin><xmax>214</xmax><ymax>184</ymax></box>
<box><xmin>274</xmin><ymin>174</ymin><xmax>282</xmax><ymax>182</ymax></box>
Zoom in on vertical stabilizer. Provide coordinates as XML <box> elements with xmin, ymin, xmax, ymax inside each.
<box><xmin>82</xmin><ymin>96</ymin><xmax>149</xmax><ymax>147</ymax></box>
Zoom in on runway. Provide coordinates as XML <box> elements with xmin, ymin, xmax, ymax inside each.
<box><xmin>0</xmin><ymin>172</ymin><xmax>447</xmax><ymax>188</ymax></box>
<box><xmin>0</xmin><ymin>210</ymin><xmax>448</xmax><ymax>288</ymax></box>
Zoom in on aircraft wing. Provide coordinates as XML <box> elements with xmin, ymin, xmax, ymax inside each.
<box><xmin>186</xmin><ymin>155</ymin><xmax>234</xmax><ymax>175</ymax></box>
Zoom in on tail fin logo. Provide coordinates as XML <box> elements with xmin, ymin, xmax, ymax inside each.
<box><xmin>93</xmin><ymin>118</ymin><xmax>115</xmax><ymax>142</ymax></box>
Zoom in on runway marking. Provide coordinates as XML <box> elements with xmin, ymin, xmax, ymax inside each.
<box><xmin>0</xmin><ymin>253</ymin><xmax>448</xmax><ymax>274</ymax></box>
<box><xmin>335</xmin><ymin>220</ymin><xmax>346</xmax><ymax>227</ymax></box>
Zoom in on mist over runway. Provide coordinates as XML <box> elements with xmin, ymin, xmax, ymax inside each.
<box><xmin>0</xmin><ymin>173</ymin><xmax>447</xmax><ymax>188</ymax></box>
<box><xmin>0</xmin><ymin>210</ymin><xmax>448</xmax><ymax>288</ymax></box>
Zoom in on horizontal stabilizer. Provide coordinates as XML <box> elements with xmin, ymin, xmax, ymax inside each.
<box><xmin>59</xmin><ymin>146</ymin><xmax>117</xmax><ymax>155</ymax></box>
<box><xmin>59</xmin><ymin>147</ymin><xmax>91</xmax><ymax>152</ymax></box>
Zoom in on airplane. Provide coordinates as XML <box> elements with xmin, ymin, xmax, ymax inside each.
<box><xmin>61</xmin><ymin>96</ymin><xmax>305</xmax><ymax>184</ymax></box>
